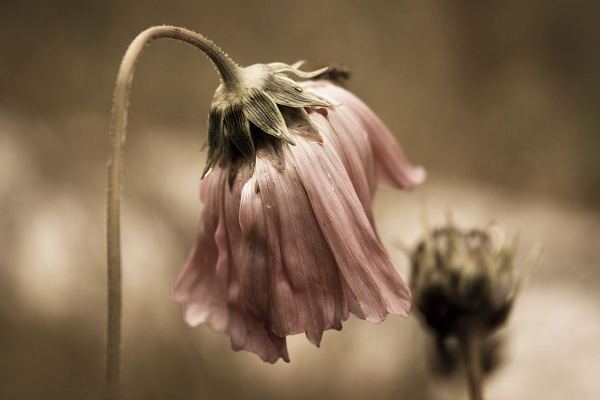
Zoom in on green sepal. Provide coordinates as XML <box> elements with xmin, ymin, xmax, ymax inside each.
<box><xmin>268</xmin><ymin>61</ymin><xmax>328</xmax><ymax>79</ymax></box>
<box><xmin>254</xmin><ymin>128</ymin><xmax>286</xmax><ymax>170</ymax></box>
<box><xmin>201</xmin><ymin>107</ymin><xmax>225</xmax><ymax>178</ymax></box>
<box><xmin>280</xmin><ymin>106</ymin><xmax>323</xmax><ymax>143</ymax></box>
<box><xmin>242</xmin><ymin>88</ymin><xmax>295</xmax><ymax>145</ymax></box>
<box><xmin>223</xmin><ymin>104</ymin><xmax>256</xmax><ymax>176</ymax></box>
<box><xmin>264</xmin><ymin>75</ymin><xmax>330</xmax><ymax>108</ymax></box>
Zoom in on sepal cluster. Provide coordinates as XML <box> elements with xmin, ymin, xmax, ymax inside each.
<box><xmin>203</xmin><ymin>62</ymin><xmax>329</xmax><ymax>178</ymax></box>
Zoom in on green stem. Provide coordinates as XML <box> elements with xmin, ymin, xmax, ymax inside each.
<box><xmin>458</xmin><ymin>326</ymin><xmax>484</xmax><ymax>400</ymax></box>
<box><xmin>106</xmin><ymin>26</ymin><xmax>239</xmax><ymax>400</ymax></box>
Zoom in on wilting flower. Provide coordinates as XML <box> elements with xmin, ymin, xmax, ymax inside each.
<box><xmin>171</xmin><ymin>56</ymin><xmax>425</xmax><ymax>363</ymax></box>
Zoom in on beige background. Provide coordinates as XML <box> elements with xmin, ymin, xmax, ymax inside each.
<box><xmin>1</xmin><ymin>1</ymin><xmax>599</xmax><ymax>399</ymax></box>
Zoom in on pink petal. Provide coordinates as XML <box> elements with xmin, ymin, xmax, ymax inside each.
<box><xmin>288</xmin><ymin>114</ymin><xmax>412</xmax><ymax>322</ymax></box>
<box><xmin>227</xmin><ymin>305</ymin><xmax>289</xmax><ymax>363</ymax></box>
<box><xmin>219</xmin><ymin>165</ymin><xmax>291</xmax><ymax>363</ymax></box>
<box><xmin>173</xmin><ymin>165</ymin><xmax>290</xmax><ymax>363</ymax></box>
<box><xmin>171</xmin><ymin>167</ymin><xmax>229</xmax><ymax>332</ymax></box>
<box><xmin>238</xmin><ymin>156</ymin><xmax>348</xmax><ymax>346</ymax></box>
<box><xmin>305</xmin><ymin>101</ymin><xmax>377</xmax><ymax>229</ymax></box>
<box><xmin>305</xmin><ymin>81</ymin><xmax>426</xmax><ymax>190</ymax></box>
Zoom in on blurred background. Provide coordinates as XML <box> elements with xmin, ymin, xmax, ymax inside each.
<box><xmin>1</xmin><ymin>0</ymin><xmax>599</xmax><ymax>399</ymax></box>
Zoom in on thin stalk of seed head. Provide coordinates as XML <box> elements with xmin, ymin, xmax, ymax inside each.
<box><xmin>106</xmin><ymin>26</ymin><xmax>239</xmax><ymax>399</ymax></box>
<box><xmin>458</xmin><ymin>324</ymin><xmax>485</xmax><ymax>400</ymax></box>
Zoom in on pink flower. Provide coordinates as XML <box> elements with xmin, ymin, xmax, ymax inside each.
<box><xmin>172</xmin><ymin>80</ymin><xmax>425</xmax><ymax>363</ymax></box>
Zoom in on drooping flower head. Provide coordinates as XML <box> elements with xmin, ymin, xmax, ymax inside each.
<box><xmin>172</xmin><ymin>40</ymin><xmax>426</xmax><ymax>363</ymax></box>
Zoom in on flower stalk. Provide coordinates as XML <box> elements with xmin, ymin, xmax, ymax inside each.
<box><xmin>106</xmin><ymin>26</ymin><xmax>240</xmax><ymax>399</ymax></box>
<box><xmin>458</xmin><ymin>320</ymin><xmax>484</xmax><ymax>400</ymax></box>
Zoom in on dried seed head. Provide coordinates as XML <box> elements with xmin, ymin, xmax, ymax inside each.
<box><xmin>410</xmin><ymin>218</ymin><xmax>539</xmax><ymax>338</ymax></box>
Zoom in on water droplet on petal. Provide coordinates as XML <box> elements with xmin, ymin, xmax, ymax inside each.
<box><xmin>266</xmin><ymin>201</ymin><xmax>272</xmax><ymax>209</ymax></box>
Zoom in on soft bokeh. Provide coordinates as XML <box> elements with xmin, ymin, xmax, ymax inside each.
<box><xmin>1</xmin><ymin>1</ymin><xmax>599</xmax><ymax>399</ymax></box>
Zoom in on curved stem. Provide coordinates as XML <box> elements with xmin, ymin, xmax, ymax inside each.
<box><xmin>458</xmin><ymin>326</ymin><xmax>484</xmax><ymax>400</ymax></box>
<box><xmin>106</xmin><ymin>26</ymin><xmax>240</xmax><ymax>399</ymax></box>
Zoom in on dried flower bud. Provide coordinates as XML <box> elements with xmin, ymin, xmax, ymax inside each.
<box><xmin>410</xmin><ymin>220</ymin><xmax>538</xmax><ymax>338</ymax></box>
